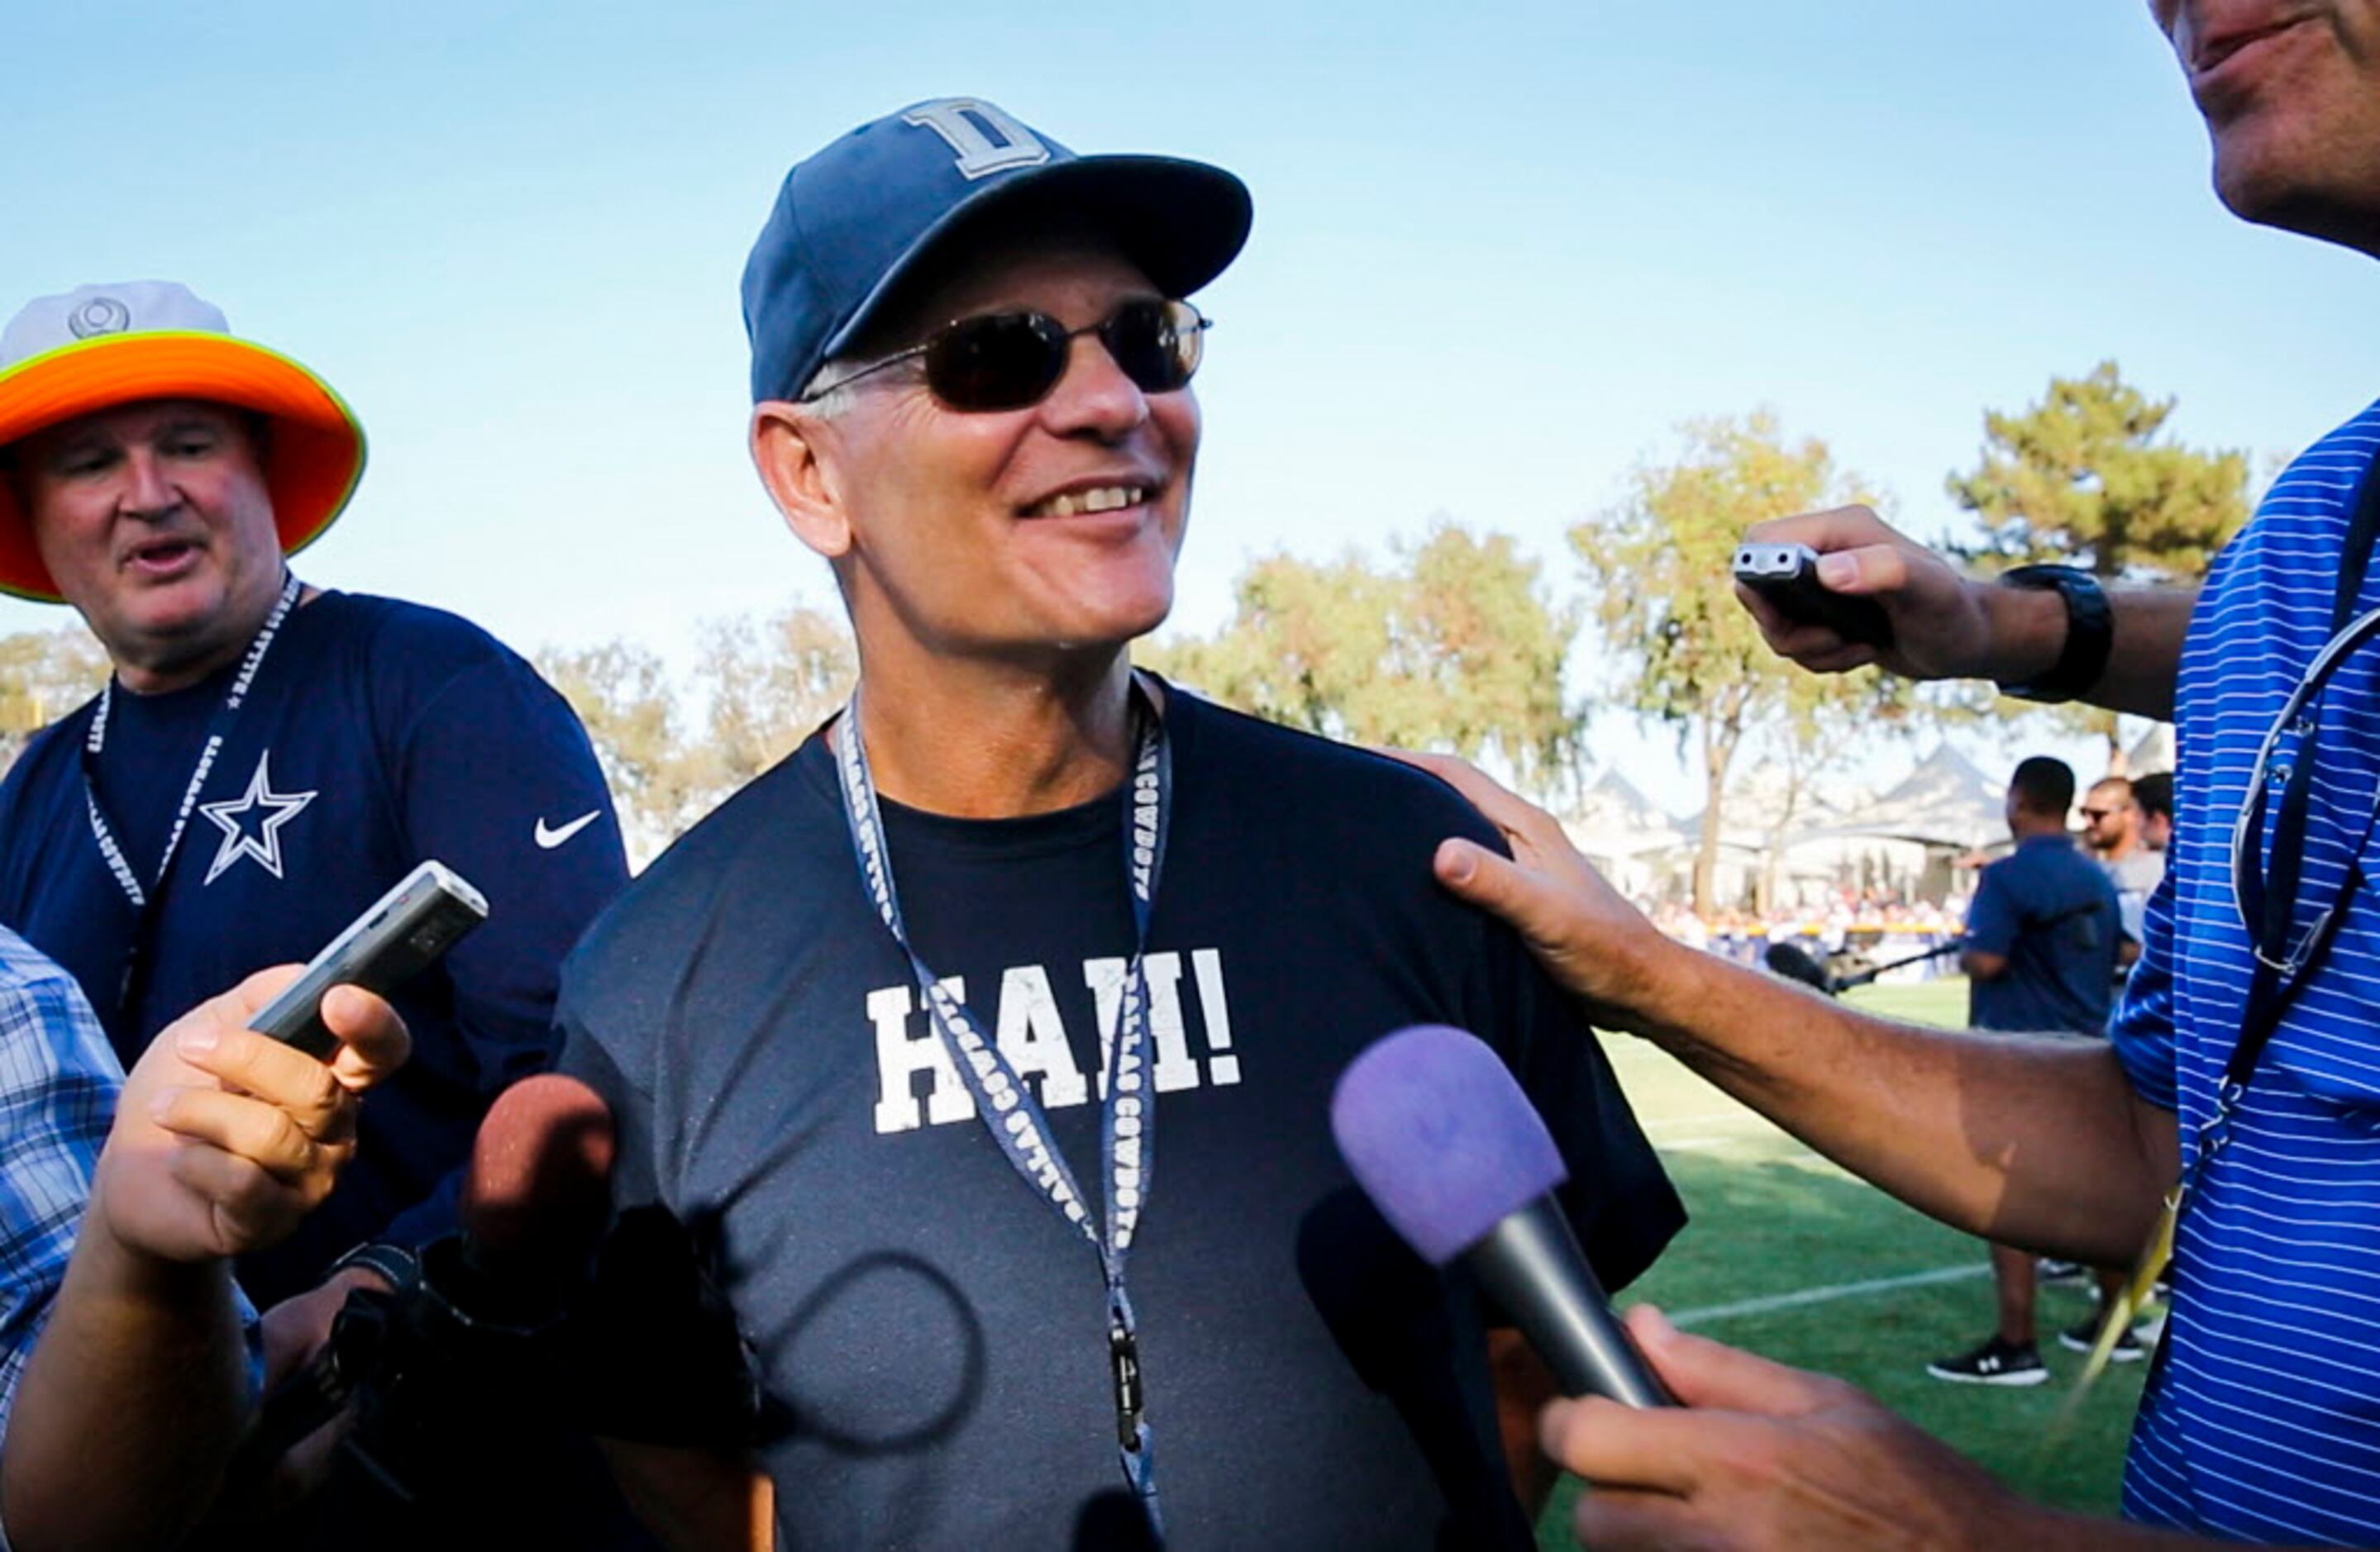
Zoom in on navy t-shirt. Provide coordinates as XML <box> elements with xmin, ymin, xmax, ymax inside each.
<box><xmin>0</xmin><ymin>590</ymin><xmax>627</xmax><ymax>1302</ymax></box>
<box><xmin>1965</xmin><ymin>834</ymin><xmax>2120</xmax><ymax>1035</ymax></box>
<box><xmin>559</xmin><ymin>686</ymin><xmax>1684</xmax><ymax>1550</ymax></box>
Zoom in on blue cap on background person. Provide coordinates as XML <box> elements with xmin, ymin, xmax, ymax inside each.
<box><xmin>740</xmin><ymin>96</ymin><xmax>1253</xmax><ymax>403</ymax></box>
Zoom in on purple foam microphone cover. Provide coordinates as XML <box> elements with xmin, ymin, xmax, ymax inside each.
<box><xmin>1330</xmin><ymin>1024</ymin><xmax>1568</xmax><ymax>1267</ymax></box>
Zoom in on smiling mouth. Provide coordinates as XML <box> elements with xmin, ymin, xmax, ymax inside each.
<box><xmin>1023</xmin><ymin>484</ymin><xmax>1151</xmax><ymax>519</ymax></box>
<box><xmin>2195</xmin><ymin>13</ymin><xmax>2310</xmax><ymax>74</ymax></box>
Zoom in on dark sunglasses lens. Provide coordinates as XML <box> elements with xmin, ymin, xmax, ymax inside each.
<box><xmin>925</xmin><ymin>312</ymin><xmax>1070</xmax><ymax>411</ymax></box>
<box><xmin>1102</xmin><ymin>300</ymin><xmax>1201</xmax><ymax>393</ymax></box>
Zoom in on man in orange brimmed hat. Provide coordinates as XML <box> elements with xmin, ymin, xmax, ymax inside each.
<box><xmin>0</xmin><ymin>281</ymin><xmax>640</xmax><ymax>1541</ymax></box>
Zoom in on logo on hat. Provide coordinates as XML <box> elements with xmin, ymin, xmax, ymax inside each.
<box><xmin>901</xmin><ymin>99</ymin><xmax>1050</xmax><ymax>180</ymax></box>
<box><xmin>65</xmin><ymin>296</ymin><xmax>132</xmax><ymax>340</ymax></box>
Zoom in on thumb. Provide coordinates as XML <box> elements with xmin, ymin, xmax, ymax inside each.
<box><xmin>1434</xmin><ymin>838</ymin><xmax>1573</xmax><ymax>948</ymax></box>
<box><xmin>1627</xmin><ymin>1306</ymin><xmax>1840</xmax><ymax>1416</ymax></box>
<box><xmin>1815</xmin><ymin>544</ymin><xmax>1908</xmax><ymax>598</ymax></box>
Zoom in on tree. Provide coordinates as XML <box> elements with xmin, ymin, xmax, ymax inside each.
<box><xmin>1575</xmin><ymin>412</ymin><xmax>1910</xmax><ymax>916</ymax></box>
<box><xmin>1947</xmin><ymin>362</ymin><xmax>2250</xmax><ymax>765</ymax></box>
<box><xmin>536</xmin><ymin>640</ymin><xmax>701</xmax><ymax>862</ymax></box>
<box><xmin>1142</xmin><ymin>521</ymin><xmax>1582</xmax><ymax>788</ymax></box>
<box><xmin>0</xmin><ymin>626</ymin><xmax>107</xmax><ymax>776</ymax></box>
<box><xmin>541</xmin><ymin>605</ymin><xmax>858</xmax><ymax>864</ymax></box>
<box><xmin>692</xmin><ymin>604</ymin><xmax>857</xmax><ymax>794</ymax></box>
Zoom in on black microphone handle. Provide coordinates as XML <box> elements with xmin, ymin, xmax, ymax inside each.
<box><xmin>1464</xmin><ymin>1198</ymin><xmax>1674</xmax><ymax>1408</ymax></box>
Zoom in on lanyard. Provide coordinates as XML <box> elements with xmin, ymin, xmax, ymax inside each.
<box><xmin>832</xmin><ymin>675</ymin><xmax>1171</xmax><ymax>1529</ymax></box>
<box><xmin>80</xmin><ymin>573</ymin><xmax>300</xmax><ymax>1016</ymax></box>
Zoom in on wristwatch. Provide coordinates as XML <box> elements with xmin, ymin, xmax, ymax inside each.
<box><xmin>328</xmin><ymin>1240</ymin><xmax>422</xmax><ymax>1293</ymax></box>
<box><xmin>1994</xmin><ymin>564</ymin><xmax>2113</xmax><ymax>704</ymax></box>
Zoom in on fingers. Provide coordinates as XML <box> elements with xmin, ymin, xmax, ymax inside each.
<box><xmin>1434</xmin><ymin>838</ymin><xmax>1567</xmax><ymax>935</ymax></box>
<box><xmin>1743</xmin><ymin>502</ymin><xmax>1898</xmax><ymax>555</ymax></box>
<box><xmin>150</xmin><ymin>1085</ymin><xmax>346</xmax><ymax>1187</ymax></box>
<box><xmin>1539</xmin><ymin>1395</ymin><xmax>1704</xmax><ymax>1497</ymax></box>
<box><xmin>166</xmin><ymin>1142</ymin><xmax>307</xmax><ymax>1244</ymax></box>
<box><xmin>316</xmin><ymin>985</ymin><xmax>409</xmax><ymax>1091</ymax></box>
<box><xmin>1572</xmin><ymin>1488</ymin><xmax>1710</xmax><ymax>1552</ymax></box>
<box><xmin>173</xmin><ymin>1023</ymin><xmax>354</xmax><ymax>1145</ymax></box>
<box><xmin>1386</xmin><ymin>748</ymin><xmax>1527</xmax><ymax>823</ymax></box>
<box><xmin>194</xmin><ymin>969</ymin><xmax>408</xmax><ymax>1093</ymax></box>
<box><xmin>1625</xmin><ymin>1305</ymin><xmax>1852</xmax><ymax>1416</ymax></box>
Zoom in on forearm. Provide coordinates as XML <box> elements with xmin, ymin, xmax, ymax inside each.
<box><xmin>1979</xmin><ymin>580</ymin><xmax>2196</xmax><ymax>721</ymax></box>
<box><xmin>1618</xmin><ymin>942</ymin><xmax>2175</xmax><ymax>1261</ymax></box>
<box><xmin>2</xmin><ymin>1216</ymin><xmax>250</xmax><ymax>1550</ymax></box>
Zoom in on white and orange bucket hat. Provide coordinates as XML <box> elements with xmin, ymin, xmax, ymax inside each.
<box><xmin>0</xmin><ymin>281</ymin><xmax>366</xmax><ymax>602</ymax></box>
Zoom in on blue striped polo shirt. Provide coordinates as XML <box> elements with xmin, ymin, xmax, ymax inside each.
<box><xmin>2111</xmin><ymin>398</ymin><xmax>2380</xmax><ymax>1542</ymax></box>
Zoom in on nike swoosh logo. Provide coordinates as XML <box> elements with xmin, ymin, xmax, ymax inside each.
<box><xmin>535</xmin><ymin>810</ymin><xmax>602</xmax><ymax>850</ymax></box>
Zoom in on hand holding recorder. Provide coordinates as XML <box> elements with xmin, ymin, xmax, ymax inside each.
<box><xmin>1732</xmin><ymin>505</ymin><xmax>2003</xmax><ymax>682</ymax></box>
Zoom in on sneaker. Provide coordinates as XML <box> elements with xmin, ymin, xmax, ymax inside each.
<box><xmin>2058</xmin><ymin>1316</ymin><xmax>2145</xmax><ymax>1362</ymax></box>
<box><xmin>2038</xmin><ymin>1259</ymin><xmax>2087</xmax><ymax>1283</ymax></box>
<box><xmin>1926</xmin><ymin>1335</ymin><xmax>2049</xmax><ymax>1386</ymax></box>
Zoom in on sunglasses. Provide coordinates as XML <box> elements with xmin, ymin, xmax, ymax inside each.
<box><xmin>2080</xmin><ymin>807</ymin><xmax>2124</xmax><ymax>821</ymax></box>
<box><xmin>806</xmin><ymin>298</ymin><xmax>1209</xmax><ymax>412</ymax></box>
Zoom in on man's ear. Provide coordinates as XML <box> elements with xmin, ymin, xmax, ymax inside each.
<box><xmin>751</xmin><ymin>402</ymin><xmax>852</xmax><ymax>560</ymax></box>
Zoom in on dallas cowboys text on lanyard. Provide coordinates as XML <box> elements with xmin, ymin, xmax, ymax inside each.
<box><xmin>833</xmin><ymin>676</ymin><xmax>1172</xmax><ymax>1528</ymax></box>
<box><xmin>82</xmin><ymin>572</ymin><xmax>301</xmax><ymax>1014</ymax></box>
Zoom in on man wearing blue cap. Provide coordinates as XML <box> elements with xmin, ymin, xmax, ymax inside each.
<box><xmin>559</xmin><ymin>98</ymin><xmax>1683</xmax><ymax>1548</ymax></box>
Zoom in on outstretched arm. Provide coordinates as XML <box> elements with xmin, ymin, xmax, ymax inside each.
<box><xmin>2</xmin><ymin>973</ymin><xmax>407</xmax><ymax>1552</ymax></box>
<box><xmin>1737</xmin><ymin>504</ymin><xmax>2198</xmax><ymax>721</ymax></box>
<box><xmin>1398</xmin><ymin>753</ymin><xmax>2177</xmax><ymax>1265</ymax></box>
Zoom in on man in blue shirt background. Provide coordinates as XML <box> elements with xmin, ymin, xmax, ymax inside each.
<box><xmin>1929</xmin><ymin>755</ymin><xmax>2121</xmax><ymax>1387</ymax></box>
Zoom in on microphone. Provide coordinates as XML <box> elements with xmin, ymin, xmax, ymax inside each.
<box><xmin>1330</xmin><ymin>1025</ymin><xmax>1672</xmax><ymax>1408</ymax></box>
<box><xmin>1762</xmin><ymin>940</ymin><xmax>1835</xmax><ymax>993</ymax></box>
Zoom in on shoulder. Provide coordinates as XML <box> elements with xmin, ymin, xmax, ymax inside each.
<box><xmin>308</xmin><ymin>592</ymin><xmax>530</xmax><ymax>679</ymax></box>
<box><xmin>564</xmin><ymin>739</ymin><xmax>842</xmax><ymax>995</ymax></box>
<box><xmin>1168</xmin><ymin>686</ymin><xmax>1503</xmax><ymax>850</ymax></box>
<box><xmin>307</xmin><ymin>593</ymin><xmax>589</xmax><ymax>755</ymax></box>
<box><xmin>0</xmin><ymin>929</ymin><xmax>119</xmax><ymax>1085</ymax></box>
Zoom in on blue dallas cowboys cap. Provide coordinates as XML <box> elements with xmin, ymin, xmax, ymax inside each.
<box><xmin>741</xmin><ymin>97</ymin><xmax>1253</xmax><ymax>403</ymax></box>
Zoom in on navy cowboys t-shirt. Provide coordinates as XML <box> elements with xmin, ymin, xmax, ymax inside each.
<box><xmin>0</xmin><ymin>590</ymin><xmax>627</xmax><ymax>1302</ymax></box>
<box><xmin>560</xmin><ymin>685</ymin><xmax>1683</xmax><ymax>1550</ymax></box>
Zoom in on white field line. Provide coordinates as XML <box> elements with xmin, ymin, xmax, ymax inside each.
<box><xmin>1667</xmin><ymin>1264</ymin><xmax>1990</xmax><ymax>1329</ymax></box>
<box><xmin>1642</xmin><ymin>1111</ymin><xmax>1762</xmax><ymax>1132</ymax></box>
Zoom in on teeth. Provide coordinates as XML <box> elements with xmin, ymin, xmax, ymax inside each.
<box><xmin>1036</xmin><ymin>485</ymin><xmax>1144</xmax><ymax>518</ymax></box>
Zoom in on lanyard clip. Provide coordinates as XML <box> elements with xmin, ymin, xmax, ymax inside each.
<box><xmin>1109</xmin><ymin>1322</ymin><xmax>1145</xmax><ymax>1451</ymax></box>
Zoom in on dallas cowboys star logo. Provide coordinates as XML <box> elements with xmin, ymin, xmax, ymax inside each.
<box><xmin>198</xmin><ymin>750</ymin><xmax>317</xmax><ymax>885</ymax></box>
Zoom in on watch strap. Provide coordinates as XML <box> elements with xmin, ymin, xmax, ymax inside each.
<box><xmin>1996</xmin><ymin>564</ymin><xmax>2113</xmax><ymax>704</ymax></box>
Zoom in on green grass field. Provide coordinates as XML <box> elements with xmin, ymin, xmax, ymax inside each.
<box><xmin>1537</xmin><ymin>977</ymin><xmax>2150</xmax><ymax>1549</ymax></box>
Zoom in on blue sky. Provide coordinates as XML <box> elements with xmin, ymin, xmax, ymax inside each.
<box><xmin>7</xmin><ymin>1</ymin><xmax>2377</xmax><ymax>802</ymax></box>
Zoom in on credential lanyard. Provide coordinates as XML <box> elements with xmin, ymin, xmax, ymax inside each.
<box><xmin>80</xmin><ymin>571</ymin><xmax>300</xmax><ymax>1018</ymax></box>
<box><xmin>832</xmin><ymin>676</ymin><xmax>1171</xmax><ymax>1530</ymax></box>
